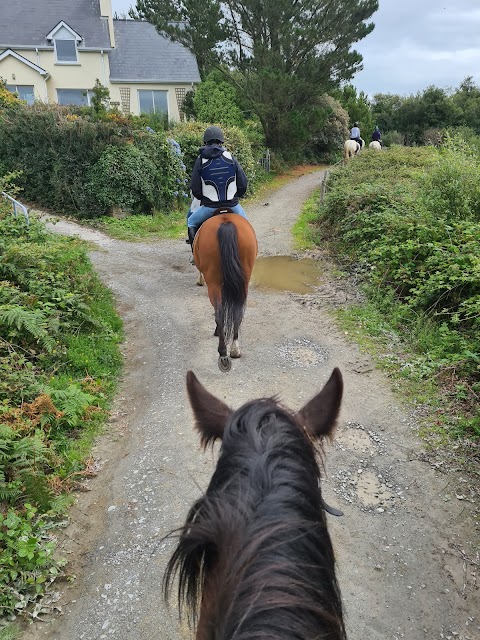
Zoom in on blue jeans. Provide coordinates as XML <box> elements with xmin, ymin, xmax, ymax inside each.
<box><xmin>187</xmin><ymin>204</ymin><xmax>247</xmax><ymax>228</ymax></box>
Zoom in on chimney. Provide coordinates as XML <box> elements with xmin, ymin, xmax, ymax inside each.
<box><xmin>100</xmin><ymin>0</ymin><xmax>115</xmax><ymax>48</ymax></box>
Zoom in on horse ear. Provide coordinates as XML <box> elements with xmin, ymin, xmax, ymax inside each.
<box><xmin>186</xmin><ymin>371</ymin><xmax>232</xmax><ymax>448</ymax></box>
<box><xmin>297</xmin><ymin>368</ymin><xmax>343</xmax><ymax>439</ymax></box>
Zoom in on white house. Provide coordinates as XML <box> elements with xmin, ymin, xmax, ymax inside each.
<box><xmin>0</xmin><ymin>0</ymin><xmax>200</xmax><ymax>119</ymax></box>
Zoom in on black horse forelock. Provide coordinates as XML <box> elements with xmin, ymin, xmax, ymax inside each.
<box><xmin>163</xmin><ymin>400</ymin><xmax>346</xmax><ymax>639</ymax></box>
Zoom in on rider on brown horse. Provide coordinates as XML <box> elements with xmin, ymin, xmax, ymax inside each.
<box><xmin>187</xmin><ymin>126</ymin><xmax>248</xmax><ymax>248</ymax></box>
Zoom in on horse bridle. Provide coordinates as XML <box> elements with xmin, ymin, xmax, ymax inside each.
<box><xmin>321</xmin><ymin>496</ymin><xmax>344</xmax><ymax>517</ymax></box>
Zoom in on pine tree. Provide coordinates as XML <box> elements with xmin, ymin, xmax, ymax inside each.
<box><xmin>135</xmin><ymin>0</ymin><xmax>379</xmax><ymax>154</ymax></box>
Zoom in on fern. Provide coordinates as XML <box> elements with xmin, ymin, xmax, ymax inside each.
<box><xmin>49</xmin><ymin>493</ymin><xmax>74</xmax><ymax>514</ymax></box>
<box><xmin>0</xmin><ymin>425</ymin><xmax>50</xmax><ymax>507</ymax></box>
<box><xmin>42</xmin><ymin>385</ymin><xmax>95</xmax><ymax>429</ymax></box>
<box><xmin>0</xmin><ymin>305</ymin><xmax>56</xmax><ymax>353</ymax></box>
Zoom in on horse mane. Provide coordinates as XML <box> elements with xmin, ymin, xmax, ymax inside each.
<box><xmin>163</xmin><ymin>399</ymin><xmax>346</xmax><ymax>639</ymax></box>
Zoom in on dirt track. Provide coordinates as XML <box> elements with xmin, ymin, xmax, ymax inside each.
<box><xmin>25</xmin><ymin>169</ymin><xmax>479</xmax><ymax>640</ymax></box>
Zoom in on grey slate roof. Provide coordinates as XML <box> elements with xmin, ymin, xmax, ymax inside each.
<box><xmin>109</xmin><ymin>20</ymin><xmax>200</xmax><ymax>83</ymax></box>
<box><xmin>0</xmin><ymin>0</ymin><xmax>111</xmax><ymax>49</ymax></box>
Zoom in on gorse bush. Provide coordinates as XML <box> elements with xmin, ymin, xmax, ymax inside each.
<box><xmin>319</xmin><ymin>143</ymin><xmax>479</xmax><ymax>439</ymax></box>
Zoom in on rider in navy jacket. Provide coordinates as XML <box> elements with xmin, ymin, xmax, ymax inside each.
<box><xmin>190</xmin><ymin>144</ymin><xmax>247</xmax><ymax>208</ymax></box>
<box><xmin>187</xmin><ymin>126</ymin><xmax>248</xmax><ymax>247</ymax></box>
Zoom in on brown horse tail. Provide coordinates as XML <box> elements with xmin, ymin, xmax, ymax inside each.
<box><xmin>217</xmin><ymin>221</ymin><xmax>247</xmax><ymax>344</ymax></box>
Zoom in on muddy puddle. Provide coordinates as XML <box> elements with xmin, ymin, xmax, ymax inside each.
<box><xmin>356</xmin><ymin>471</ymin><xmax>394</xmax><ymax>506</ymax></box>
<box><xmin>252</xmin><ymin>256</ymin><xmax>323</xmax><ymax>294</ymax></box>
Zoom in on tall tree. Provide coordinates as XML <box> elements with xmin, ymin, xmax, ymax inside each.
<box><xmin>451</xmin><ymin>77</ymin><xmax>480</xmax><ymax>134</ymax></box>
<box><xmin>334</xmin><ymin>84</ymin><xmax>374</xmax><ymax>136</ymax></box>
<box><xmin>135</xmin><ymin>0</ymin><xmax>379</xmax><ymax>154</ymax></box>
<box><xmin>132</xmin><ymin>0</ymin><xmax>228</xmax><ymax>78</ymax></box>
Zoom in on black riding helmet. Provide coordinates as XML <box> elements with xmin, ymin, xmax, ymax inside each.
<box><xmin>203</xmin><ymin>126</ymin><xmax>225</xmax><ymax>144</ymax></box>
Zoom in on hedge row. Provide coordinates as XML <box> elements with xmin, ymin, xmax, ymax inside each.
<box><xmin>0</xmin><ymin>173</ymin><xmax>123</xmax><ymax>615</ymax></box>
<box><xmin>319</xmin><ymin>139</ymin><xmax>480</xmax><ymax>437</ymax></box>
<box><xmin>0</xmin><ymin>100</ymin><xmax>258</xmax><ymax>219</ymax></box>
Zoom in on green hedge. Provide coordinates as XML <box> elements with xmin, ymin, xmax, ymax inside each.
<box><xmin>0</xmin><ymin>104</ymin><xmax>189</xmax><ymax>218</ymax></box>
<box><xmin>0</xmin><ymin>174</ymin><xmax>123</xmax><ymax>615</ymax></box>
<box><xmin>319</xmin><ymin>141</ymin><xmax>480</xmax><ymax>438</ymax></box>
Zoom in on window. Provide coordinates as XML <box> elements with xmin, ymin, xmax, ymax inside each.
<box><xmin>55</xmin><ymin>39</ymin><xmax>77</xmax><ymax>63</ymax></box>
<box><xmin>6</xmin><ymin>85</ymin><xmax>35</xmax><ymax>105</ymax></box>
<box><xmin>57</xmin><ymin>89</ymin><xmax>89</xmax><ymax>106</ymax></box>
<box><xmin>138</xmin><ymin>90</ymin><xmax>168</xmax><ymax>115</ymax></box>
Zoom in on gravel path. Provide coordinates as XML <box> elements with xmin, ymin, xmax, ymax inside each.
<box><xmin>25</xmin><ymin>169</ymin><xmax>478</xmax><ymax>640</ymax></box>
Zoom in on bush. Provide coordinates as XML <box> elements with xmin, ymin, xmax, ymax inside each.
<box><xmin>319</xmin><ymin>143</ymin><xmax>479</xmax><ymax>438</ymax></box>
<box><xmin>192</xmin><ymin>71</ymin><xmax>245</xmax><ymax>127</ymax></box>
<box><xmin>304</xmin><ymin>95</ymin><xmax>350</xmax><ymax>162</ymax></box>
<box><xmin>0</xmin><ymin>103</ymin><xmax>188</xmax><ymax>218</ymax></box>
<box><xmin>382</xmin><ymin>130</ymin><xmax>404</xmax><ymax>146</ymax></box>
<box><xmin>87</xmin><ymin>144</ymin><xmax>157</xmax><ymax>212</ymax></box>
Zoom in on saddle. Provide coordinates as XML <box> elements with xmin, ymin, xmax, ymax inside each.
<box><xmin>186</xmin><ymin>208</ymin><xmax>236</xmax><ymax>245</ymax></box>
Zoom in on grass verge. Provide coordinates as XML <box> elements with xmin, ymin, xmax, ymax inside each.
<box><xmin>314</xmin><ymin>142</ymin><xmax>479</xmax><ymax>475</ymax></box>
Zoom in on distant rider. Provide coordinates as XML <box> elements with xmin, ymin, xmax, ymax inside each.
<box><xmin>350</xmin><ymin>122</ymin><xmax>364</xmax><ymax>150</ymax></box>
<box><xmin>372</xmin><ymin>126</ymin><xmax>382</xmax><ymax>144</ymax></box>
<box><xmin>187</xmin><ymin>126</ymin><xmax>248</xmax><ymax>247</ymax></box>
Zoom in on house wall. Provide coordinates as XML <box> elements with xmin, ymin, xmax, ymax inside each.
<box><xmin>109</xmin><ymin>82</ymin><xmax>191</xmax><ymax>118</ymax></box>
<box><xmin>0</xmin><ymin>55</ymin><xmax>48</xmax><ymax>102</ymax></box>
<box><xmin>8</xmin><ymin>49</ymin><xmax>110</xmax><ymax>102</ymax></box>
<box><xmin>1</xmin><ymin>48</ymin><xmax>191</xmax><ymax>120</ymax></box>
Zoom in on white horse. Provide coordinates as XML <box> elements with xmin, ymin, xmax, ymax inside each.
<box><xmin>369</xmin><ymin>141</ymin><xmax>382</xmax><ymax>150</ymax></box>
<box><xmin>343</xmin><ymin>139</ymin><xmax>364</xmax><ymax>163</ymax></box>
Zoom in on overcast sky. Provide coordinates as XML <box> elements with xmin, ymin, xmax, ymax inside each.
<box><xmin>111</xmin><ymin>0</ymin><xmax>480</xmax><ymax>97</ymax></box>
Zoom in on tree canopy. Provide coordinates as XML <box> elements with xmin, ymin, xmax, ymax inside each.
<box><xmin>135</xmin><ymin>0</ymin><xmax>379</xmax><ymax>155</ymax></box>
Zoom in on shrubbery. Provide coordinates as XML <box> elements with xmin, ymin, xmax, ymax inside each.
<box><xmin>0</xmin><ymin>177</ymin><xmax>122</xmax><ymax>615</ymax></box>
<box><xmin>319</xmin><ymin>142</ymin><xmax>480</xmax><ymax>439</ymax></box>
<box><xmin>0</xmin><ymin>97</ymin><xmax>263</xmax><ymax>218</ymax></box>
<box><xmin>0</xmin><ymin>103</ymin><xmax>190</xmax><ymax>218</ymax></box>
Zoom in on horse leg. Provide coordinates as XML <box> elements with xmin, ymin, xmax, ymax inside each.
<box><xmin>230</xmin><ymin>327</ymin><xmax>241</xmax><ymax>358</ymax></box>
<box><xmin>215</xmin><ymin>307</ymin><xmax>231</xmax><ymax>372</ymax></box>
<box><xmin>196</xmin><ymin>271</ymin><xmax>205</xmax><ymax>286</ymax></box>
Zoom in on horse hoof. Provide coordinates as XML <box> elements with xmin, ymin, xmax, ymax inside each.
<box><xmin>218</xmin><ymin>355</ymin><xmax>231</xmax><ymax>372</ymax></box>
<box><xmin>196</xmin><ymin>272</ymin><xmax>205</xmax><ymax>286</ymax></box>
<box><xmin>230</xmin><ymin>341</ymin><xmax>241</xmax><ymax>358</ymax></box>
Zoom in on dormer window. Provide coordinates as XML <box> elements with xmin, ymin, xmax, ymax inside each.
<box><xmin>46</xmin><ymin>21</ymin><xmax>83</xmax><ymax>65</ymax></box>
<box><xmin>55</xmin><ymin>39</ymin><xmax>78</xmax><ymax>63</ymax></box>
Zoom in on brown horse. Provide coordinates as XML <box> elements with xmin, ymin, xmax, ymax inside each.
<box><xmin>164</xmin><ymin>369</ymin><xmax>346</xmax><ymax>640</ymax></box>
<box><xmin>192</xmin><ymin>210</ymin><xmax>257</xmax><ymax>372</ymax></box>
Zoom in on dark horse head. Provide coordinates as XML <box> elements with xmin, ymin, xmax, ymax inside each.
<box><xmin>164</xmin><ymin>369</ymin><xmax>347</xmax><ymax>640</ymax></box>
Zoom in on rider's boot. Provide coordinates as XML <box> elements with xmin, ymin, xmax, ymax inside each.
<box><xmin>187</xmin><ymin>227</ymin><xmax>198</xmax><ymax>264</ymax></box>
<box><xmin>187</xmin><ymin>226</ymin><xmax>198</xmax><ymax>251</ymax></box>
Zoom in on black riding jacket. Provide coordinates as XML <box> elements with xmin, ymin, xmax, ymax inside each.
<box><xmin>190</xmin><ymin>144</ymin><xmax>248</xmax><ymax>208</ymax></box>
